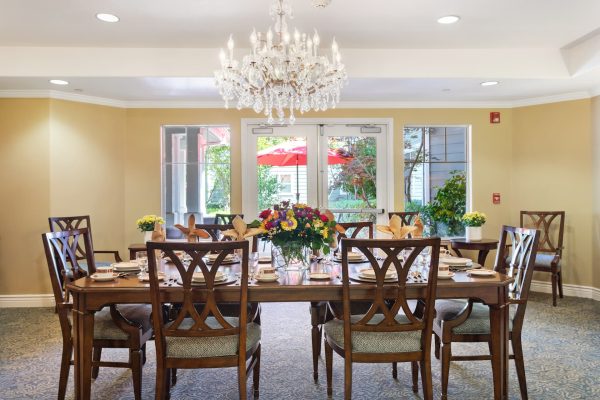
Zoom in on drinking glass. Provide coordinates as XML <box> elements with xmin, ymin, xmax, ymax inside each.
<box><xmin>136</xmin><ymin>251</ymin><xmax>148</xmax><ymax>274</ymax></box>
<box><xmin>249</xmin><ymin>252</ymin><xmax>259</xmax><ymax>280</ymax></box>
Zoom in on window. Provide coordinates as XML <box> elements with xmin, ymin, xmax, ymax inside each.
<box><xmin>404</xmin><ymin>126</ymin><xmax>468</xmax><ymax>236</ymax></box>
<box><xmin>278</xmin><ymin>174</ymin><xmax>293</xmax><ymax>194</ymax></box>
<box><xmin>162</xmin><ymin>125</ymin><xmax>231</xmax><ymax>226</ymax></box>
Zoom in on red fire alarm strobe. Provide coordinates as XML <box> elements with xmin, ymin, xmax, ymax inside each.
<box><xmin>490</xmin><ymin>112</ymin><xmax>501</xmax><ymax>124</ymax></box>
<box><xmin>493</xmin><ymin>193</ymin><xmax>501</xmax><ymax>204</ymax></box>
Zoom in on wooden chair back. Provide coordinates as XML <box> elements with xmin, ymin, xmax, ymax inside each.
<box><xmin>42</xmin><ymin>228</ymin><xmax>95</xmax><ymax>327</ymax></box>
<box><xmin>519</xmin><ymin>211</ymin><xmax>564</xmax><ymax>254</ymax></box>
<box><xmin>388</xmin><ymin>211</ymin><xmax>419</xmax><ymax>226</ymax></box>
<box><xmin>339</xmin><ymin>237</ymin><xmax>440</xmax><ymax>352</ymax></box>
<box><xmin>48</xmin><ymin>216</ymin><xmax>94</xmax><ymax>261</ymax></box>
<box><xmin>338</xmin><ymin>221</ymin><xmax>374</xmax><ymax>240</ymax></box>
<box><xmin>215</xmin><ymin>213</ymin><xmax>244</xmax><ymax>225</ymax></box>
<box><xmin>147</xmin><ymin>240</ymin><xmax>250</xmax><ymax>362</ymax></box>
<box><xmin>494</xmin><ymin>225</ymin><xmax>540</xmax><ymax>329</ymax></box>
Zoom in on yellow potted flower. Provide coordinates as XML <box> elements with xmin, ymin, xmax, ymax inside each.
<box><xmin>136</xmin><ymin>214</ymin><xmax>165</xmax><ymax>242</ymax></box>
<box><xmin>461</xmin><ymin>211</ymin><xmax>486</xmax><ymax>241</ymax></box>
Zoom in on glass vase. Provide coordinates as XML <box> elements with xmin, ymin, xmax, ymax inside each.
<box><xmin>271</xmin><ymin>242</ymin><xmax>311</xmax><ymax>271</ymax></box>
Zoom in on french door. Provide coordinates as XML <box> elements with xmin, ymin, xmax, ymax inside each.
<box><xmin>241</xmin><ymin>121</ymin><xmax>390</xmax><ymax>225</ymax></box>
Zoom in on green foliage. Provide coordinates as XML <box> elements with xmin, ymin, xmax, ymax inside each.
<box><xmin>421</xmin><ymin>172</ymin><xmax>466</xmax><ymax>237</ymax></box>
<box><xmin>331</xmin><ymin>137</ymin><xmax>377</xmax><ymax>208</ymax></box>
<box><xmin>258</xmin><ymin>165</ymin><xmax>282</xmax><ymax>210</ymax></box>
<box><xmin>205</xmin><ymin>144</ymin><xmax>231</xmax><ymax>213</ymax></box>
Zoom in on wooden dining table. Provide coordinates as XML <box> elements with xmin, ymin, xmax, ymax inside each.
<box><xmin>67</xmin><ymin>261</ymin><xmax>514</xmax><ymax>400</ymax></box>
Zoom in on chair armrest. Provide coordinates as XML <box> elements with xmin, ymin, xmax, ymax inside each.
<box><xmin>93</xmin><ymin>250</ymin><xmax>122</xmax><ymax>262</ymax></box>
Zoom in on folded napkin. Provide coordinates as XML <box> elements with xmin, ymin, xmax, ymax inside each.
<box><xmin>413</xmin><ymin>215</ymin><xmax>424</xmax><ymax>238</ymax></box>
<box><xmin>324</xmin><ymin>209</ymin><xmax>346</xmax><ymax>249</ymax></box>
<box><xmin>221</xmin><ymin>215</ymin><xmax>266</xmax><ymax>240</ymax></box>
<box><xmin>175</xmin><ymin>214</ymin><xmax>210</xmax><ymax>243</ymax></box>
<box><xmin>151</xmin><ymin>222</ymin><xmax>166</xmax><ymax>242</ymax></box>
<box><xmin>377</xmin><ymin>215</ymin><xmax>417</xmax><ymax>239</ymax></box>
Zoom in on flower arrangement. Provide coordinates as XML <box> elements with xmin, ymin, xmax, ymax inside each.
<box><xmin>254</xmin><ymin>201</ymin><xmax>337</xmax><ymax>253</ymax></box>
<box><xmin>461</xmin><ymin>211</ymin><xmax>487</xmax><ymax>227</ymax></box>
<box><xmin>136</xmin><ymin>214</ymin><xmax>165</xmax><ymax>232</ymax></box>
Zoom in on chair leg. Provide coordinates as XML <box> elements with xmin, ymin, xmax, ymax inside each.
<box><xmin>238</xmin><ymin>358</ymin><xmax>248</xmax><ymax>400</ymax></box>
<box><xmin>58</xmin><ymin>342</ymin><xmax>72</xmax><ymax>400</ymax></box>
<box><xmin>91</xmin><ymin>346</ymin><xmax>101</xmax><ymax>379</ymax></box>
<box><xmin>441</xmin><ymin>342</ymin><xmax>452</xmax><ymax>400</ymax></box>
<box><xmin>171</xmin><ymin>368</ymin><xmax>177</xmax><ymax>386</ymax></box>
<box><xmin>392</xmin><ymin>362</ymin><xmax>398</xmax><ymax>379</ymax></box>
<box><xmin>253</xmin><ymin>345</ymin><xmax>261</xmax><ymax>399</ymax></box>
<box><xmin>325</xmin><ymin>341</ymin><xmax>333</xmax><ymax>397</ymax></box>
<box><xmin>411</xmin><ymin>361</ymin><xmax>419</xmax><ymax>393</ymax></box>
<box><xmin>420</xmin><ymin>358</ymin><xmax>433</xmax><ymax>400</ymax></box>
<box><xmin>551</xmin><ymin>272</ymin><xmax>558</xmax><ymax>307</ymax></box>
<box><xmin>557</xmin><ymin>271</ymin><xmax>564</xmax><ymax>299</ymax></box>
<box><xmin>344</xmin><ymin>357</ymin><xmax>352</xmax><ymax>400</ymax></box>
<box><xmin>155</xmin><ymin>363</ymin><xmax>166</xmax><ymax>400</ymax></box>
<box><xmin>165</xmin><ymin>368</ymin><xmax>172</xmax><ymax>400</ymax></box>
<box><xmin>311</xmin><ymin>323</ymin><xmax>321</xmax><ymax>381</ymax></box>
<box><xmin>512</xmin><ymin>335</ymin><xmax>528</xmax><ymax>400</ymax></box>
<box><xmin>434</xmin><ymin>334</ymin><xmax>441</xmax><ymax>360</ymax></box>
<box><xmin>130</xmin><ymin>349</ymin><xmax>143</xmax><ymax>400</ymax></box>
<box><xmin>142</xmin><ymin>343</ymin><xmax>147</xmax><ymax>365</ymax></box>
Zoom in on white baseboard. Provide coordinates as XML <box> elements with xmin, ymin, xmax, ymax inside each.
<box><xmin>0</xmin><ymin>294</ymin><xmax>55</xmax><ymax>308</ymax></box>
<box><xmin>530</xmin><ymin>280</ymin><xmax>600</xmax><ymax>301</ymax></box>
<box><xmin>0</xmin><ymin>283</ymin><xmax>598</xmax><ymax>307</ymax></box>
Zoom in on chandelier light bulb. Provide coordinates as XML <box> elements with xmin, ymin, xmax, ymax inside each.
<box><xmin>332</xmin><ymin>38</ymin><xmax>339</xmax><ymax>53</ymax></box>
<box><xmin>313</xmin><ymin>30</ymin><xmax>320</xmax><ymax>46</ymax></box>
<box><xmin>250</xmin><ymin>29</ymin><xmax>258</xmax><ymax>45</ymax></box>
<box><xmin>283</xmin><ymin>31</ymin><xmax>291</xmax><ymax>44</ymax></box>
<box><xmin>294</xmin><ymin>28</ymin><xmax>301</xmax><ymax>43</ymax></box>
<box><xmin>227</xmin><ymin>35</ymin><xmax>234</xmax><ymax>51</ymax></box>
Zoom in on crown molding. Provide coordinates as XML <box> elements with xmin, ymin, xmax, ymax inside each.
<box><xmin>510</xmin><ymin>91</ymin><xmax>591</xmax><ymax>107</ymax></box>
<box><xmin>0</xmin><ymin>89</ymin><xmax>594</xmax><ymax>109</ymax></box>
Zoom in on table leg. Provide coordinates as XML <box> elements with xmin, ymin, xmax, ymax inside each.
<box><xmin>73</xmin><ymin>293</ymin><xmax>95</xmax><ymax>400</ymax></box>
<box><xmin>477</xmin><ymin>249</ymin><xmax>491</xmax><ymax>266</ymax></box>
<box><xmin>489</xmin><ymin>295</ymin><xmax>509</xmax><ymax>399</ymax></box>
<box><xmin>310</xmin><ymin>302</ymin><xmax>323</xmax><ymax>382</ymax></box>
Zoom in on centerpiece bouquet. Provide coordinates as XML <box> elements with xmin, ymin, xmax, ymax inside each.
<box><xmin>252</xmin><ymin>201</ymin><xmax>338</xmax><ymax>271</ymax></box>
<box><xmin>461</xmin><ymin>211</ymin><xmax>486</xmax><ymax>241</ymax></box>
<box><xmin>136</xmin><ymin>214</ymin><xmax>166</xmax><ymax>242</ymax></box>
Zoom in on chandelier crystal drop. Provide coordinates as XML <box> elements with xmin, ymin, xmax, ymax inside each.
<box><xmin>214</xmin><ymin>0</ymin><xmax>347</xmax><ymax>125</ymax></box>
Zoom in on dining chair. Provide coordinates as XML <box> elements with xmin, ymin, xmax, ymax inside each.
<box><xmin>42</xmin><ymin>228</ymin><xmax>153</xmax><ymax>400</ymax></box>
<box><xmin>520</xmin><ymin>211</ymin><xmax>565</xmax><ymax>306</ymax></box>
<box><xmin>388</xmin><ymin>211</ymin><xmax>420</xmax><ymax>226</ymax></box>
<box><xmin>310</xmin><ymin>221</ymin><xmax>374</xmax><ymax>381</ymax></box>
<box><xmin>324</xmin><ymin>237</ymin><xmax>441</xmax><ymax>399</ymax></box>
<box><xmin>147</xmin><ymin>240</ymin><xmax>261</xmax><ymax>400</ymax></box>
<box><xmin>48</xmin><ymin>215</ymin><xmax>122</xmax><ymax>268</ymax></box>
<box><xmin>215</xmin><ymin>213</ymin><xmax>244</xmax><ymax>225</ymax></box>
<box><xmin>432</xmin><ymin>225</ymin><xmax>540</xmax><ymax>400</ymax></box>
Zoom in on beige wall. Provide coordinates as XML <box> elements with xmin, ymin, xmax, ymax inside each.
<box><xmin>0</xmin><ymin>99</ymin><xmax>51</xmax><ymax>294</ymax></box>
<box><xmin>0</xmin><ymin>97</ymin><xmax>597</xmax><ymax>296</ymax></box>
<box><xmin>592</xmin><ymin>96</ymin><xmax>600</xmax><ymax>290</ymax></box>
<box><xmin>513</xmin><ymin>99</ymin><xmax>593</xmax><ymax>287</ymax></box>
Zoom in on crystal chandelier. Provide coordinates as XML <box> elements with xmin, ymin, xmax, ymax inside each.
<box><xmin>214</xmin><ymin>0</ymin><xmax>347</xmax><ymax>125</ymax></box>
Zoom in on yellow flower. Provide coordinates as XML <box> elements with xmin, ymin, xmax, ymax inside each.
<box><xmin>281</xmin><ymin>217</ymin><xmax>298</xmax><ymax>231</ymax></box>
<box><xmin>321</xmin><ymin>228</ymin><xmax>329</xmax><ymax>239</ymax></box>
<box><xmin>313</xmin><ymin>219</ymin><xmax>324</xmax><ymax>228</ymax></box>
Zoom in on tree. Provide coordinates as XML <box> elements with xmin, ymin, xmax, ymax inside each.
<box><xmin>258</xmin><ymin>165</ymin><xmax>282</xmax><ymax>210</ymax></box>
<box><xmin>205</xmin><ymin>144</ymin><xmax>231</xmax><ymax>212</ymax></box>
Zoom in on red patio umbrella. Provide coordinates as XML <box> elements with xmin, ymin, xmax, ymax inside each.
<box><xmin>257</xmin><ymin>141</ymin><xmax>352</xmax><ymax>202</ymax></box>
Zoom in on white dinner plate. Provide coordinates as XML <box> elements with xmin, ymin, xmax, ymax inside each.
<box><xmin>439</xmin><ymin>257</ymin><xmax>473</xmax><ymax>266</ymax></box>
<box><xmin>358</xmin><ymin>268</ymin><xmax>397</xmax><ymax>279</ymax></box>
<box><xmin>192</xmin><ymin>271</ymin><xmax>225</xmax><ymax>282</ymax></box>
<box><xmin>468</xmin><ymin>270</ymin><xmax>496</xmax><ymax>277</ymax></box>
<box><xmin>112</xmin><ymin>262</ymin><xmax>141</xmax><ymax>271</ymax></box>
<box><xmin>258</xmin><ymin>256</ymin><xmax>272</xmax><ymax>264</ymax></box>
<box><xmin>90</xmin><ymin>273</ymin><xmax>118</xmax><ymax>282</ymax></box>
<box><xmin>437</xmin><ymin>272</ymin><xmax>455</xmax><ymax>280</ymax></box>
<box><xmin>255</xmin><ymin>274</ymin><xmax>279</xmax><ymax>283</ymax></box>
<box><xmin>309</xmin><ymin>272</ymin><xmax>331</xmax><ymax>280</ymax></box>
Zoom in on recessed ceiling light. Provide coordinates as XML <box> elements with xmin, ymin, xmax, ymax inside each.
<box><xmin>96</xmin><ymin>13</ymin><xmax>119</xmax><ymax>23</ymax></box>
<box><xmin>49</xmin><ymin>79</ymin><xmax>69</xmax><ymax>85</ymax></box>
<box><xmin>481</xmin><ymin>81</ymin><xmax>499</xmax><ymax>87</ymax></box>
<box><xmin>437</xmin><ymin>15</ymin><xmax>460</xmax><ymax>24</ymax></box>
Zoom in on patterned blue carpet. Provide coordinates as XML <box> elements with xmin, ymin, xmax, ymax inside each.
<box><xmin>0</xmin><ymin>293</ymin><xmax>598</xmax><ymax>399</ymax></box>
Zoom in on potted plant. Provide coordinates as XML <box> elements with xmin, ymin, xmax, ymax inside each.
<box><xmin>136</xmin><ymin>214</ymin><xmax>165</xmax><ymax>242</ymax></box>
<box><xmin>418</xmin><ymin>172</ymin><xmax>467</xmax><ymax>237</ymax></box>
<box><xmin>461</xmin><ymin>211</ymin><xmax>487</xmax><ymax>241</ymax></box>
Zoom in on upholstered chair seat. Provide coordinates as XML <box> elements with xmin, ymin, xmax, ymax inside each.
<box><xmin>324</xmin><ymin>314</ymin><xmax>421</xmax><ymax>353</ymax></box>
<box><xmin>434</xmin><ymin>300</ymin><xmax>514</xmax><ymax>335</ymax></box>
<box><xmin>533</xmin><ymin>252</ymin><xmax>560</xmax><ymax>270</ymax></box>
<box><xmin>166</xmin><ymin>317</ymin><xmax>261</xmax><ymax>358</ymax></box>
